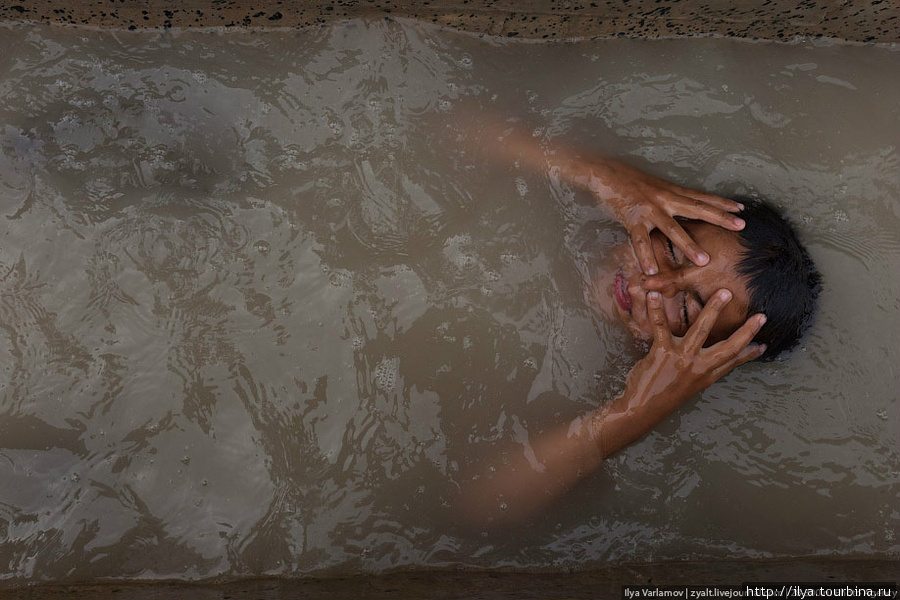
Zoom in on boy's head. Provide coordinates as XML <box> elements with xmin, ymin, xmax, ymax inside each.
<box><xmin>610</xmin><ymin>198</ymin><xmax>820</xmax><ymax>360</ymax></box>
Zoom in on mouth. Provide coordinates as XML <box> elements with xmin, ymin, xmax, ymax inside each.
<box><xmin>614</xmin><ymin>269</ymin><xmax>632</xmax><ymax>314</ymax></box>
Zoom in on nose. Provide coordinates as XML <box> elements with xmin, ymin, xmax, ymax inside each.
<box><xmin>640</xmin><ymin>270</ymin><xmax>684</xmax><ymax>297</ymax></box>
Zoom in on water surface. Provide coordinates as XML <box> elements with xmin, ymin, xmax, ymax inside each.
<box><xmin>0</xmin><ymin>20</ymin><xmax>898</xmax><ymax>582</ymax></box>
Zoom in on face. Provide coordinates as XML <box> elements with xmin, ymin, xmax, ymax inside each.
<box><xmin>604</xmin><ymin>222</ymin><xmax>751</xmax><ymax>344</ymax></box>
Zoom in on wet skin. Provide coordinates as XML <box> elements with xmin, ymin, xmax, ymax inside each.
<box><xmin>604</xmin><ymin>220</ymin><xmax>751</xmax><ymax>344</ymax></box>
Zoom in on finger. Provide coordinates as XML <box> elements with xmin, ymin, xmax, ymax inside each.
<box><xmin>646</xmin><ymin>291</ymin><xmax>673</xmax><ymax>348</ymax></box>
<box><xmin>665</xmin><ymin>184</ymin><xmax>744</xmax><ymax>213</ymax></box>
<box><xmin>640</xmin><ymin>270</ymin><xmax>682</xmax><ymax>293</ymax></box>
<box><xmin>712</xmin><ymin>312</ymin><xmax>768</xmax><ymax>358</ymax></box>
<box><xmin>659</xmin><ymin>221</ymin><xmax>710</xmax><ymax>266</ymax></box>
<box><xmin>683</xmin><ymin>289</ymin><xmax>732</xmax><ymax>353</ymax></box>
<box><xmin>630</xmin><ymin>228</ymin><xmax>658</xmax><ymax>275</ymax></box>
<box><xmin>709</xmin><ymin>342</ymin><xmax>767</xmax><ymax>380</ymax></box>
<box><xmin>671</xmin><ymin>196</ymin><xmax>746</xmax><ymax>231</ymax></box>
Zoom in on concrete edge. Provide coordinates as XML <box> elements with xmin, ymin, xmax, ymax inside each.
<box><xmin>0</xmin><ymin>1</ymin><xmax>898</xmax><ymax>43</ymax></box>
<box><xmin>1</xmin><ymin>559</ymin><xmax>898</xmax><ymax>599</ymax></box>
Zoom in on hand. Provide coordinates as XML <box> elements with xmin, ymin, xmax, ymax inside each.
<box><xmin>626</xmin><ymin>289</ymin><xmax>766</xmax><ymax>417</ymax></box>
<box><xmin>573</xmin><ymin>159</ymin><xmax>746</xmax><ymax>274</ymax></box>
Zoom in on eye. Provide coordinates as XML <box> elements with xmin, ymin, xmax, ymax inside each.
<box><xmin>666</xmin><ymin>239</ymin><xmax>690</xmax><ymax>331</ymax></box>
<box><xmin>665</xmin><ymin>238</ymin><xmax>678</xmax><ymax>265</ymax></box>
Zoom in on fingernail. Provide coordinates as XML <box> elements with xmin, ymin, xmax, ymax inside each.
<box><xmin>734</xmin><ymin>218</ymin><xmax>745</xmax><ymax>228</ymax></box>
<box><xmin>758</xmin><ymin>314</ymin><xmax>767</xmax><ymax>325</ymax></box>
<box><xmin>646</xmin><ymin>265</ymin><xmax>657</xmax><ymax>275</ymax></box>
<box><xmin>719</xmin><ymin>289</ymin><xmax>732</xmax><ymax>301</ymax></box>
<box><xmin>758</xmin><ymin>343</ymin><xmax>767</xmax><ymax>354</ymax></box>
<box><xmin>697</xmin><ymin>252</ymin><xmax>709</xmax><ymax>265</ymax></box>
<box><xmin>736</xmin><ymin>203</ymin><xmax>745</xmax><ymax>210</ymax></box>
<box><xmin>648</xmin><ymin>291</ymin><xmax>661</xmax><ymax>301</ymax></box>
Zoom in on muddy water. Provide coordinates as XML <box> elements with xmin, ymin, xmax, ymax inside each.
<box><xmin>0</xmin><ymin>21</ymin><xmax>897</xmax><ymax>582</ymax></box>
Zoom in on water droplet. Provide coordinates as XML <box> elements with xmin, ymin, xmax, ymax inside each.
<box><xmin>254</xmin><ymin>240</ymin><xmax>270</xmax><ymax>254</ymax></box>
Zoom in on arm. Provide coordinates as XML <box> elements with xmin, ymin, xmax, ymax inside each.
<box><xmin>467</xmin><ymin>117</ymin><xmax>746</xmax><ymax>273</ymax></box>
<box><xmin>455</xmin><ymin>290</ymin><xmax>767</xmax><ymax>528</ymax></box>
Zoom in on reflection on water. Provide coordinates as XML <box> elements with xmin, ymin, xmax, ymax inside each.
<box><xmin>0</xmin><ymin>21</ymin><xmax>898</xmax><ymax>582</ymax></box>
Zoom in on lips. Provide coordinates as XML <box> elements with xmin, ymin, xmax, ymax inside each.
<box><xmin>614</xmin><ymin>269</ymin><xmax>632</xmax><ymax>313</ymax></box>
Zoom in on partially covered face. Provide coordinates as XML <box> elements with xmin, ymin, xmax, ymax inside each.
<box><xmin>606</xmin><ymin>222</ymin><xmax>752</xmax><ymax>344</ymax></box>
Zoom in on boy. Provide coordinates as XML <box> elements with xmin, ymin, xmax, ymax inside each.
<box><xmin>458</xmin><ymin>123</ymin><xmax>820</xmax><ymax>525</ymax></box>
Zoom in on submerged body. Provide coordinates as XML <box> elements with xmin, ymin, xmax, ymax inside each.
<box><xmin>456</xmin><ymin>127</ymin><xmax>812</xmax><ymax>524</ymax></box>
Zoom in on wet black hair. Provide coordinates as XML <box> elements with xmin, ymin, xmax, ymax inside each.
<box><xmin>734</xmin><ymin>198</ymin><xmax>821</xmax><ymax>361</ymax></box>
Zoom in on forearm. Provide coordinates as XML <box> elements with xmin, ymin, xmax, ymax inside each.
<box><xmin>462</xmin><ymin>114</ymin><xmax>621</xmax><ymax>195</ymax></box>
<box><xmin>455</xmin><ymin>415</ymin><xmax>603</xmax><ymax>526</ymax></box>
<box><xmin>456</xmin><ymin>386</ymin><xmax>681</xmax><ymax>528</ymax></box>
<box><xmin>587</xmin><ymin>385</ymin><xmax>685</xmax><ymax>460</ymax></box>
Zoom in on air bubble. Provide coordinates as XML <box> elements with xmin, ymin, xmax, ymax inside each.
<box><xmin>374</xmin><ymin>357</ymin><xmax>399</xmax><ymax>391</ymax></box>
<box><xmin>515</xmin><ymin>177</ymin><xmax>528</xmax><ymax>197</ymax></box>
